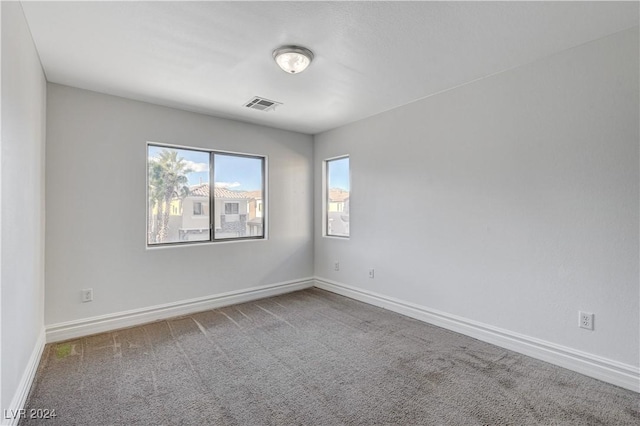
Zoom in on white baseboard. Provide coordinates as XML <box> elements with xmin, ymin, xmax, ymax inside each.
<box><xmin>46</xmin><ymin>278</ymin><xmax>314</xmax><ymax>343</ymax></box>
<box><xmin>314</xmin><ymin>277</ymin><xmax>640</xmax><ymax>393</ymax></box>
<box><xmin>2</xmin><ymin>329</ymin><xmax>46</xmax><ymax>426</ymax></box>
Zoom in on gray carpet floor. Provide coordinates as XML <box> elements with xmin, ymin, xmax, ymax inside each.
<box><xmin>21</xmin><ymin>288</ymin><xmax>639</xmax><ymax>425</ymax></box>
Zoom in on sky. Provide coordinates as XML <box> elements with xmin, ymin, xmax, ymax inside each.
<box><xmin>148</xmin><ymin>145</ymin><xmax>262</xmax><ymax>190</ymax></box>
<box><xmin>149</xmin><ymin>145</ymin><xmax>350</xmax><ymax>192</ymax></box>
<box><xmin>328</xmin><ymin>157</ymin><xmax>350</xmax><ymax>190</ymax></box>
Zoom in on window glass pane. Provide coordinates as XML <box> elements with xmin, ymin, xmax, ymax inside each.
<box><xmin>214</xmin><ymin>153</ymin><xmax>264</xmax><ymax>239</ymax></box>
<box><xmin>326</xmin><ymin>157</ymin><xmax>350</xmax><ymax>237</ymax></box>
<box><xmin>147</xmin><ymin>146</ymin><xmax>210</xmax><ymax>244</ymax></box>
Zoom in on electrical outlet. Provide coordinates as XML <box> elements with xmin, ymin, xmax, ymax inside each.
<box><xmin>334</xmin><ymin>262</ymin><xmax>340</xmax><ymax>271</ymax></box>
<box><xmin>579</xmin><ymin>311</ymin><xmax>594</xmax><ymax>330</ymax></box>
<box><xmin>369</xmin><ymin>269</ymin><xmax>375</xmax><ymax>279</ymax></box>
<box><xmin>82</xmin><ymin>288</ymin><xmax>93</xmax><ymax>303</ymax></box>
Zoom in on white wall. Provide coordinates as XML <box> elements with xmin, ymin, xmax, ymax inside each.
<box><xmin>314</xmin><ymin>27</ymin><xmax>639</xmax><ymax>370</ymax></box>
<box><xmin>1</xmin><ymin>1</ymin><xmax>47</xmax><ymax>416</ymax></box>
<box><xmin>45</xmin><ymin>84</ymin><xmax>313</xmax><ymax>325</ymax></box>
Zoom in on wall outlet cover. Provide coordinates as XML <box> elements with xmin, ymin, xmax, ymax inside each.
<box><xmin>579</xmin><ymin>311</ymin><xmax>594</xmax><ymax>330</ymax></box>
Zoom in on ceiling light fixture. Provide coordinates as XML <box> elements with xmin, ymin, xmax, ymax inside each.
<box><xmin>272</xmin><ymin>45</ymin><xmax>314</xmax><ymax>74</ymax></box>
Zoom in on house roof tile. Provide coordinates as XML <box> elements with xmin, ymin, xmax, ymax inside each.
<box><xmin>188</xmin><ymin>184</ymin><xmax>260</xmax><ymax>200</ymax></box>
<box><xmin>329</xmin><ymin>188</ymin><xmax>350</xmax><ymax>202</ymax></box>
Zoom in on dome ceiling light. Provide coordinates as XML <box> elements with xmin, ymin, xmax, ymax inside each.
<box><xmin>272</xmin><ymin>45</ymin><xmax>314</xmax><ymax>74</ymax></box>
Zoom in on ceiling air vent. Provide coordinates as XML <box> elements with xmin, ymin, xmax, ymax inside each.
<box><xmin>244</xmin><ymin>96</ymin><xmax>282</xmax><ymax>112</ymax></box>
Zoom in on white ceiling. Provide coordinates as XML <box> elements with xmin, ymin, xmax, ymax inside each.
<box><xmin>21</xmin><ymin>1</ymin><xmax>639</xmax><ymax>135</ymax></box>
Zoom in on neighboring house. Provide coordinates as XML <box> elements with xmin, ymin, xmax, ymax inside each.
<box><xmin>245</xmin><ymin>190</ymin><xmax>263</xmax><ymax>218</ymax></box>
<box><xmin>148</xmin><ymin>198</ymin><xmax>183</xmax><ymax>243</ymax></box>
<box><xmin>179</xmin><ymin>183</ymin><xmax>210</xmax><ymax>241</ymax></box>
<box><xmin>328</xmin><ymin>188</ymin><xmax>349</xmax><ymax>236</ymax></box>
<box><xmin>245</xmin><ymin>190</ymin><xmax>264</xmax><ymax>236</ymax></box>
<box><xmin>180</xmin><ymin>184</ymin><xmax>263</xmax><ymax>240</ymax></box>
<box><xmin>328</xmin><ymin>188</ymin><xmax>349</xmax><ymax>213</ymax></box>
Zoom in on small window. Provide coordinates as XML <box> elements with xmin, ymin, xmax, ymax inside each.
<box><xmin>148</xmin><ymin>144</ymin><xmax>265</xmax><ymax>246</ymax></box>
<box><xmin>225</xmin><ymin>203</ymin><xmax>239</xmax><ymax>215</ymax></box>
<box><xmin>325</xmin><ymin>156</ymin><xmax>350</xmax><ymax>238</ymax></box>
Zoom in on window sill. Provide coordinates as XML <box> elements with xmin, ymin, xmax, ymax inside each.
<box><xmin>323</xmin><ymin>235</ymin><xmax>350</xmax><ymax>240</ymax></box>
<box><xmin>146</xmin><ymin>237</ymin><xmax>268</xmax><ymax>250</ymax></box>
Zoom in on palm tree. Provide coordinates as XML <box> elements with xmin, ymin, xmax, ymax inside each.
<box><xmin>149</xmin><ymin>149</ymin><xmax>193</xmax><ymax>243</ymax></box>
<box><xmin>147</xmin><ymin>161</ymin><xmax>165</xmax><ymax>243</ymax></box>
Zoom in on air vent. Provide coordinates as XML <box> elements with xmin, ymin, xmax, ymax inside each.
<box><xmin>244</xmin><ymin>96</ymin><xmax>282</xmax><ymax>112</ymax></box>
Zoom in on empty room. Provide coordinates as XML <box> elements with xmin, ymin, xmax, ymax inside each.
<box><xmin>1</xmin><ymin>1</ymin><xmax>638</xmax><ymax>425</ymax></box>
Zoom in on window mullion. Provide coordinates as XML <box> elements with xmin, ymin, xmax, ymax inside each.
<box><xmin>210</xmin><ymin>151</ymin><xmax>215</xmax><ymax>241</ymax></box>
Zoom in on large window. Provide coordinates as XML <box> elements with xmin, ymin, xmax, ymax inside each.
<box><xmin>325</xmin><ymin>156</ymin><xmax>350</xmax><ymax>238</ymax></box>
<box><xmin>147</xmin><ymin>144</ymin><xmax>265</xmax><ymax>246</ymax></box>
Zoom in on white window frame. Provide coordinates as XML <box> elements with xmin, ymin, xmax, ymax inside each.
<box><xmin>323</xmin><ymin>155</ymin><xmax>350</xmax><ymax>239</ymax></box>
<box><xmin>193</xmin><ymin>202</ymin><xmax>203</xmax><ymax>216</ymax></box>
<box><xmin>224</xmin><ymin>202</ymin><xmax>239</xmax><ymax>215</ymax></box>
